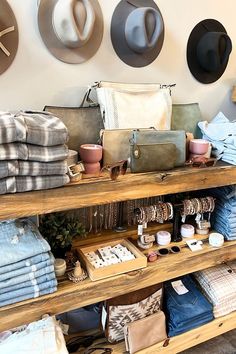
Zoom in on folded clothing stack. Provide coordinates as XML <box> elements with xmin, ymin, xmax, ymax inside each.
<box><xmin>0</xmin><ymin>110</ymin><xmax>70</xmax><ymax>194</ymax></box>
<box><xmin>0</xmin><ymin>316</ymin><xmax>68</xmax><ymax>354</ymax></box>
<box><xmin>194</xmin><ymin>261</ymin><xmax>236</xmax><ymax>318</ymax></box>
<box><xmin>208</xmin><ymin>185</ymin><xmax>236</xmax><ymax>240</ymax></box>
<box><xmin>0</xmin><ymin>218</ymin><xmax>57</xmax><ymax>307</ymax></box>
<box><xmin>164</xmin><ymin>275</ymin><xmax>214</xmax><ymax>337</ymax></box>
<box><xmin>198</xmin><ymin>112</ymin><xmax>236</xmax><ymax>165</ymax></box>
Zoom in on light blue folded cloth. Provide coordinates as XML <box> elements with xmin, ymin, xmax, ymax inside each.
<box><xmin>0</xmin><ymin>286</ymin><xmax>57</xmax><ymax>307</ymax></box>
<box><xmin>0</xmin><ymin>265</ymin><xmax>54</xmax><ymax>290</ymax></box>
<box><xmin>0</xmin><ymin>219</ymin><xmax>50</xmax><ymax>267</ymax></box>
<box><xmin>0</xmin><ymin>278</ymin><xmax>57</xmax><ymax>303</ymax></box>
<box><xmin>198</xmin><ymin>112</ymin><xmax>236</xmax><ymax>141</ymax></box>
<box><xmin>0</xmin><ymin>255</ymin><xmax>54</xmax><ymax>282</ymax></box>
<box><xmin>0</xmin><ymin>252</ymin><xmax>50</xmax><ymax>275</ymax></box>
<box><xmin>0</xmin><ymin>272</ymin><xmax>56</xmax><ymax>295</ymax></box>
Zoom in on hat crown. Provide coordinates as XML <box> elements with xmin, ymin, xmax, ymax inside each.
<box><xmin>197</xmin><ymin>31</ymin><xmax>232</xmax><ymax>73</ymax></box>
<box><xmin>52</xmin><ymin>0</ymin><xmax>95</xmax><ymax>48</ymax></box>
<box><xmin>125</xmin><ymin>7</ymin><xmax>163</xmax><ymax>54</ymax></box>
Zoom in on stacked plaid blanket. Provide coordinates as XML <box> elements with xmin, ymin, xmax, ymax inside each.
<box><xmin>0</xmin><ymin>111</ymin><xmax>70</xmax><ymax>194</ymax></box>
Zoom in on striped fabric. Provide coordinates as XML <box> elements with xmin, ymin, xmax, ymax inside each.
<box><xmin>0</xmin><ymin>111</ymin><xmax>68</xmax><ymax>146</ymax></box>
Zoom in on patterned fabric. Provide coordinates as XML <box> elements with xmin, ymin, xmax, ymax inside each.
<box><xmin>194</xmin><ymin>262</ymin><xmax>236</xmax><ymax>318</ymax></box>
<box><xmin>106</xmin><ymin>289</ymin><xmax>162</xmax><ymax>343</ymax></box>
<box><xmin>0</xmin><ymin>160</ymin><xmax>67</xmax><ymax>178</ymax></box>
<box><xmin>0</xmin><ymin>111</ymin><xmax>68</xmax><ymax>146</ymax></box>
<box><xmin>0</xmin><ymin>143</ymin><xmax>68</xmax><ymax>162</ymax></box>
<box><xmin>0</xmin><ymin>175</ymin><xmax>69</xmax><ymax>194</ymax></box>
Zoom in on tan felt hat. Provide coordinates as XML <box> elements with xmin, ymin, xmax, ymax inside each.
<box><xmin>37</xmin><ymin>0</ymin><xmax>104</xmax><ymax>64</ymax></box>
<box><xmin>0</xmin><ymin>0</ymin><xmax>18</xmax><ymax>75</ymax></box>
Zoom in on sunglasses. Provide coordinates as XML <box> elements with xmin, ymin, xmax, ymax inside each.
<box><xmin>101</xmin><ymin>160</ymin><xmax>128</xmax><ymax>181</ymax></box>
<box><xmin>185</xmin><ymin>157</ymin><xmax>216</xmax><ymax>168</ymax></box>
<box><xmin>147</xmin><ymin>246</ymin><xmax>181</xmax><ymax>262</ymax></box>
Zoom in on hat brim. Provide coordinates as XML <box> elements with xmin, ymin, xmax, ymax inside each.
<box><xmin>38</xmin><ymin>0</ymin><xmax>103</xmax><ymax>64</ymax></box>
<box><xmin>0</xmin><ymin>0</ymin><xmax>18</xmax><ymax>75</ymax></box>
<box><xmin>187</xmin><ymin>19</ymin><xmax>230</xmax><ymax>84</ymax></box>
<box><xmin>111</xmin><ymin>0</ymin><xmax>164</xmax><ymax>68</ymax></box>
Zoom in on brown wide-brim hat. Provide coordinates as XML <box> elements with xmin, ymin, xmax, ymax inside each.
<box><xmin>187</xmin><ymin>19</ymin><xmax>232</xmax><ymax>84</ymax></box>
<box><xmin>37</xmin><ymin>0</ymin><xmax>104</xmax><ymax>64</ymax></box>
<box><xmin>111</xmin><ymin>0</ymin><xmax>164</xmax><ymax>68</ymax></box>
<box><xmin>0</xmin><ymin>0</ymin><xmax>18</xmax><ymax>75</ymax></box>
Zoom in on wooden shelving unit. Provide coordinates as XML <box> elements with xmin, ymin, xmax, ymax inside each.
<box><xmin>1</xmin><ymin>162</ymin><xmax>236</xmax><ymax>353</ymax></box>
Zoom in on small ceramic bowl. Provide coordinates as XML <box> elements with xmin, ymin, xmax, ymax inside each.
<box><xmin>79</xmin><ymin>144</ymin><xmax>103</xmax><ymax>164</ymax></box>
<box><xmin>189</xmin><ymin>139</ymin><xmax>209</xmax><ymax>155</ymax></box>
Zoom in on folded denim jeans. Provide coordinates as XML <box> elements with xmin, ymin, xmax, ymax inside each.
<box><xmin>0</xmin><ymin>265</ymin><xmax>55</xmax><ymax>290</ymax></box>
<box><xmin>0</xmin><ymin>272</ymin><xmax>56</xmax><ymax>295</ymax></box>
<box><xmin>164</xmin><ymin>275</ymin><xmax>213</xmax><ymax>337</ymax></box>
<box><xmin>0</xmin><ymin>286</ymin><xmax>57</xmax><ymax>307</ymax></box>
<box><xmin>0</xmin><ymin>255</ymin><xmax>54</xmax><ymax>282</ymax></box>
<box><xmin>0</xmin><ymin>219</ymin><xmax>50</xmax><ymax>267</ymax></box>
<box><xmin>0</xmin><ymin>252</ymin><xmax>51</xmax><ymax>275</ymax></box>
<box><xmin>0</xmin><ymin>278</ymin><xmax>57</xmax><ymax>302</ymax></box>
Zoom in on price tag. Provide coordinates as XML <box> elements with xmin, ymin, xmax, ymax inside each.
<box><xmin>138</xmin><ymin>224</ymin><xmax>143</xmax><ymax>236</ymax></box>
<box><xmin>181</xmin><ymin>215</ymin><xmax>186</xmax><ymax>223</ymax></box>
<box><xmin>143</xmin><ymin>222</ymin><xmax>147</xmax><ymax>229</ymax></box>
<box><xmin>195</xmin><ymin>213</ymin><xmax>201</xmax><ymax>222</ymax></box>
<box><xmin>171</xmin><ymin>280</ymin><xmax>189</xmax><ymax>295</ymax></box>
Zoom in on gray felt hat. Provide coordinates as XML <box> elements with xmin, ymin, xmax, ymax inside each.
<box><xmin>0</xmin><ymin>0</ymin><xmax>18</xmax><ymax>75</ymax></box>
<box><xmin>38</xmin><ymin>0</ymin><xmax>104</xmax><ymax>64</ymax></box>
<box><xmin>111</xmin><ymin>0</ymin><xmax>164</xmax><ymax>68</ymax></box>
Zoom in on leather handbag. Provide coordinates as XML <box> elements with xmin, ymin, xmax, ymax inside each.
<box><xmin>124</xmin><ymin>311</ymin><xmax>167</xmax><ymax>354</ymax></box>
<box><xmin>171</xmin><ymin>103</ymin><xmax>202</xmax><ymax>138</ymax></box>
<box><xmin>130</xmin><ymin>129</ymin><xmax>186</xmax><ymax>173</ymax></box>
<box><xmin>103</xmin><ymin>284</ymin><xmax>163</xmax><ymax>343</ymax></box>
<box><xmin>44</xmin><ymin>105</ymin><xmax>104</xmax><ymax>152</ymax></box>
<box><xmin>96</xmin><ymin>81</ymin><xmax>173</xmax><ymax>130</ymax></box>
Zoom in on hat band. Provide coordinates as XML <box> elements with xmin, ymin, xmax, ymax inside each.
<box><xmin>0</xmin><ymin>26</ymin><xmax>15</xmax><ymax>57</ymax></box>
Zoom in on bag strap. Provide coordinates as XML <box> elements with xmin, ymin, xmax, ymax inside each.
<box><xmin>160</xmin><ymin>83</ymin><xmax>176</xmax><ymax>96</ymax></box>
<box><xmin>80</xmin><ymin>82</ymin><xmax>100</xmax><ymax>108</ymax></box>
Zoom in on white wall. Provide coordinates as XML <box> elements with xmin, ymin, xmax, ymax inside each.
<box><xmin>1</xmin><ymin>0</ymin><xmax>236</xmax><ymax>121</ymax></box>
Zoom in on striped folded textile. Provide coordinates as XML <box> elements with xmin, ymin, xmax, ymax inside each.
<box><xmin>0</xmin><ymin>111</ymin><xmax>68</xmax><ymax>146</ymax></box>
<box><xmin>0</xmin><ymin>160</ymin><xmax>68</xmax><ymax>178</ymax></box>
<box><xmin>0</xmin><ymin>175</ymin><xmax>69</xmax><ymax>194</ymax></box>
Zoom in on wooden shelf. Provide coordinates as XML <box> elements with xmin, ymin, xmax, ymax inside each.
<box><xmin>1</xmin><ymin>236</ymin><xmax>236</xmax><ymax>332</ymax></box>
<box><xmin>109</xmin><ymin>311</ymin><xmax>236</xmax><ymax>353</ymax></box>
<box><xmin>0</xmin><ymin>162</ymin><xmax>236</xmax><ymax>221</ymax></box>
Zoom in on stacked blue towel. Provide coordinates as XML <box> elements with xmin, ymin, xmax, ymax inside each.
<box><xmin>208</xmin><ymin>186</ymin><xmax>236</xmax><ymax>240</ymax></box>
<box><xmin>0</xmin><ymin>219</ymin><xmax>57</xmax><ymax>307</ymax></box>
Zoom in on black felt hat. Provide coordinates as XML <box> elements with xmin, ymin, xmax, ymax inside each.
<box><xmin>187</xmin><ymin>19</ymin><xmax>232</xmax><ymax>84</ymax></box>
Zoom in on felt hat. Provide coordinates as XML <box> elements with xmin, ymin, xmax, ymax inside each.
<box><xmin>111</xmin><ymin>0</ymin><xmax>164</xmax><ymax>68</ymax></box>
<box><xmin>0</xmin><ymin>0</ymin><xmax>18</xmax><ymax>75</ymax></box>
<box><xmin>37</xmin><ymin>0</ymin><xmax>104</xmax><ymax>64</ymax></box>
<box><xmin>187</xmin><ymin>19</ymin><xmax>232</xmax><ymax>84</ymax></box>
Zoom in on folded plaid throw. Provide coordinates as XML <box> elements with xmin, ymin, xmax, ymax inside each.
<box><xmin>0</xmin><ymin>175</ymin><xmax>69</xmax><ymax>194</ymax></box>
<box><xmin>0</xmin><ymin>111</ymin><xmax>68</xmax><ymax>146</ymax></box>
<box><xmin>0</xmin><ymin>160</ymin><xmax>67</xmax><ymax>178</ymax></box>
<box><xmin>0</xmin><ymin>143</ymin><xmax>68</xmax><ymax>162</ymax></box>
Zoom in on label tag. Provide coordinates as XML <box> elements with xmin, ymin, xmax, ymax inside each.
<box><xmin>143</xmin><ymin>222</ymin><xmax>147</xmax><ymax>229</ymax></box>
<box><xmin>181</xmin><ymin>215</ymin><xmax>186</xmax><ymax>223</ymax></box>
<box><xmin>138</xmin><ymin>224</ymin><xmax>143</xmax><ymax>236</ymax></box>
<box><xmin>186</xmin><ymin>239</ymin><xmax>203</xmax><ymax>252</ymax></box>
<box><xmin>195</xmin><ymin>213</ymin><xmax>201</xmax><ymax>222</ymax></box>
<box><xmin>171</xmin><ymin>280</ymin><xmax>189</xmax><ymax>295</ymax></box>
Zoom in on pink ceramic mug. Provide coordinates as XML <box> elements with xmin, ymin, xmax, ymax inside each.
<box><xmin>189</xmin><ymin>139</ymin><xmax>209</xmax><ymax>155</ymax></box>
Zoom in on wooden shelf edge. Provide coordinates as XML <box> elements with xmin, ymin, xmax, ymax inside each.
<box><xmin>0</xmin><ymin>239</ymin><xmax>236</xmax><ymax>332</ymax></box>
<box><xmin>0</xmin><ymin>163</ymin><xmax>235</xmax><ymax>220</ymax></box>
<box><xmin>110</xmin><ymin>311</ymin><xmax>236</xmax><ymax>354</ymax></box>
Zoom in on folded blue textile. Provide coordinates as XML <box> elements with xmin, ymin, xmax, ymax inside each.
<box><xmin>0</xmin><ymin>219</ymin><xmax>50</xmax><ymax>267</ymax></box>
<box><xmin>0</xmin><ymin>272</ymin><xmax>56</xmax><ymax>295</ymax></box>
<box><xmin>164</xmin><ymin>275</ymin><xmax>214</xmax><ymax>337</ymax></box>
<box><xmin>0</xmin><ymin>265</ymin><xmax>54</xmax><ymax>290</ymax></box>
<box><xmin>0</xmin><ymin>255</ymin><xmax>54</xmax><ymax>282</ymax></box>
<box><xmin>0</xmin><ymin>286</ymin><xmax>57</xmax><ymax>307</ymax></box>
<box><xmin>0</xmin><ymin>252</ymin><xmax>50</xmax><ymax>275</ymax></box>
